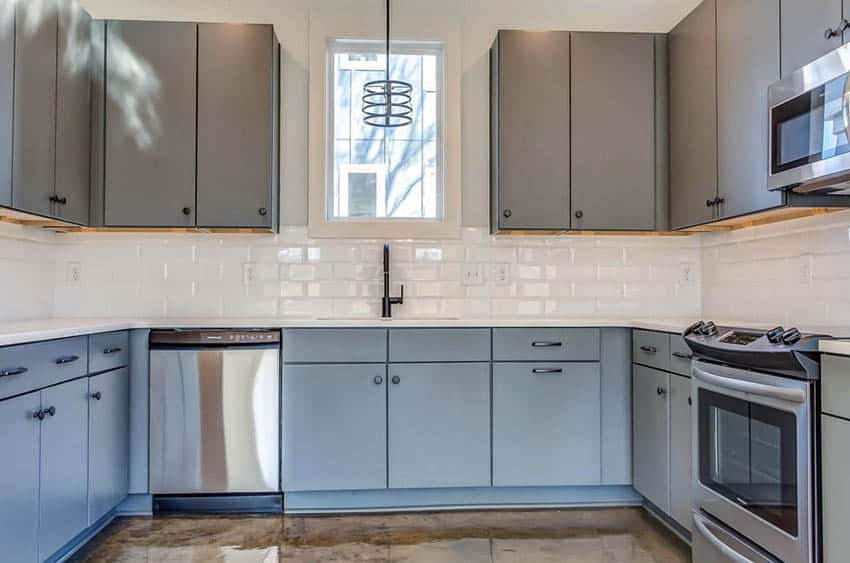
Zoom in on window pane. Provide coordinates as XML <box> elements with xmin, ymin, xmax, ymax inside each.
<box><xmin>329</xmin><ymin>42</ymin><xmax>442</xmax><ymax>221</ymax></box>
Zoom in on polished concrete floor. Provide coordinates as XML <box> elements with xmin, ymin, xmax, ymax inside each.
<box><xmin>71</xmin><ymin>507</ymin><xmax>691</xmax><ymax>562</ymax></box>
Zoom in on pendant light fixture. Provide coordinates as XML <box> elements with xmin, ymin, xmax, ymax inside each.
<box><xmin>362</xmin><ymin>0</ymin><xmax>413</xmax><ymax>128</ymax></box>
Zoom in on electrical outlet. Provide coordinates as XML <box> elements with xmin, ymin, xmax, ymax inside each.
<box><xmin>462</xmin><ymin>263</ymin><xmax>485</xmax><ymax>286</ymax></box>
<box><xmin>494</xmin><ymin>263</ymin><xmax>511</xmax><ymax>286</ymax></box>
<box><xmin>66</xmin><ymin>261</ymin><xmax>82</xmax><ymax>286</ymax></box>
<box><xmin>679</xmin><ymin>262</ymin><xmax>695</xmax><ymax>284</ymax></box>
<box><xmin>243</xmin><ymin>262</ymin><xmax>257</xmax><ymax>286</ymax></box>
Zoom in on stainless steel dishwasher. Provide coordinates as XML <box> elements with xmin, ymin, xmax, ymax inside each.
<box><xmin>149</xmin><ymin>330</ymin><xmax>280</xmax><ymax>498</ymax></box>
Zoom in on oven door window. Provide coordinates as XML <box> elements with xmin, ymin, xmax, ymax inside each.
<box><xmin>699</xmin><ymin>388</ymin><xmax>798</xmax><ymax>537</ymax></box>
<box><xmin>771</xmin><ymin>72</ymin><xmax>850</xmax><ymax>174</ymax></box>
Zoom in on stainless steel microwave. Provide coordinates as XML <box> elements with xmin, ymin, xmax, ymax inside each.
<box><xmin>769</xmin><ymin>43</ymin><xmax>850</xmax><ymax>195</ymax></box>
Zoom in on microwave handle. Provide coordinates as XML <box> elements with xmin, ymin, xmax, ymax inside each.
<box><xmin>693</xmin><ymin>367</ymin><xmax>806</xmax><ymax>403</ymax></box>
<box><xmin>693</xmin><ymin>513</ymin><xmax>754</xmax><ymax>563</ymax></box>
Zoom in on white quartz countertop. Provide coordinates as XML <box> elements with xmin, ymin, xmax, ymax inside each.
<box><xmin>2</xmin><ymin>317</ymin><xmax>849</xmax><ymax>348</ymax></box>
<box><xmin>0</xmin><ymin>317</ymin><xmax>705</xmax><ymax>346</ymax></box>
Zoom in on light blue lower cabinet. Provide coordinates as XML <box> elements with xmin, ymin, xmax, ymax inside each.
<box><xmin>0</xmin><ymin>392</ymin><xmax>41</xmax><ymax>563</ymax></box>
<box><xmin>493</xmin><ymin>362</ymin><xmax>602</xmax><ymax>487</ymax></box>
<box><xmin>388</xmin><ymin>363</ymin><xmax>491</xmax><ymax>489</ymax></box>
<box><xmin>88</xmin><ymin>368</ymin><xmax>130</xmax><ymax>525</ymax></box>
<box><xmin>283</xmin><ymin>364</ymin><xmax>387</xmax><ymax>492</ymax></box>
<box><xmin>39</xmin><ymin>378</ymin><xmax>89</xmax><ymax>562</ymax></box>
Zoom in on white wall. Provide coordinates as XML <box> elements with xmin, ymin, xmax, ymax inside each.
<box><xmin>0</xmin><ymin>223</ymin><xmax>56</xmax><ymax>321</ymax></box>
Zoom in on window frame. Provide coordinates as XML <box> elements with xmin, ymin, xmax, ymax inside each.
<box><xmin>325</xmin><ymin>39</ymin><xmax>445</xmax><ymax>224</ymax></box>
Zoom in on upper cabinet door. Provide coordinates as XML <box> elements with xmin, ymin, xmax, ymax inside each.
<box><xmin>781</xmin><ymin>0</ymin><xmax>842</xmax><ymax>77</ymax></box>
<box><xmin>570</xmin><ymin>33</ymin><xmax>656</xmax><ymax>231</ymax></box>
<box><xmin>0</xmin><ymin>7</ymin><xmax>12</xmax><ymax>207</ymax></box>
<box><xmin>55</xmin><ymin>0</ymin><xmax>91</xmax><ymax>225</ymax></box>
<box><xmin>196</xmin><ymin>24</ymin><xmax>278</xmax><ymax>229</ymax></box>
<box><xmin>104</xmin><ymin>21</ymin><xmax>197</xmax><ymax>227</ymax></box>
<box><xmin>12</xmin><ymin>0</ymin><xmax>58</xmax><ymax>218</ymax></box>
<box><xmin>717</xmin><ymin>0</ymin><xmax>782</xmax><ymax>220</ymax></box>
<box><xmin>492</xmin><ymin>31</ymin><xmax>570</xmax><ymax>231</ymax></box>
<box><xmin>670</xmin><ymin>0</ymin><xmax>718</xmax><ymax>229</ymax></box>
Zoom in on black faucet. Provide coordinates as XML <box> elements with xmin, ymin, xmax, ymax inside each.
<box><xmin>382</xmin><ymin>243</ymin><xmax>403</xmax><ymax>318</ymax></box>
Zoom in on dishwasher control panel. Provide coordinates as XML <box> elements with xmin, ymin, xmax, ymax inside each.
<box><xmin>150</xmin><ymin>330</ymin><xmax>281</xmax><ymax>346</ymax></box>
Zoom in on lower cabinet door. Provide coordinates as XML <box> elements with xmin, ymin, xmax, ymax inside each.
<box><xmin>493</xmin><ymin>362</ymin><xmax>601</xmax><ymax>486</ymax></box>
<box><xmin>39</xmin><ymin>378</ymin><xmax>89</xmax><ymax>561</ymax></box>
<box><xmin>283</xmin><ymin>364</ymin><xmax>387</xmax><ymax>492</ymax></box>
<box><xmin>632</xmin><ymin>365</ymin><xmax>671</xmax><ymax>512</ymax></box>
<box><xmin>88</xmin><ymin>368</ymin><xmax>130</xmax><ymax>524</ymax></box>
<box><xmin>388</xmin><ymin>363</ymin><xmax>491</xmax><ymax>488</ymax></box>
<box><xmin>822</xmin><ymin>414</ymin><xmax>850</xmax><ymax>563</ymax></box>
<box><xmin>669</xmin><ymin>373</ymin><xmax>692</xmax><ymax>531</ymax></box>
<box><xmin>0</xmin><ymin>392</ymin><xmax>41</xmax><ymax>563</ymax></box>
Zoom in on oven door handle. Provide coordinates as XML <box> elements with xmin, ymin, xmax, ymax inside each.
<box><xmin>693</xmin><ymin>513</ymin><xmax>754</xmax><ymax>563</ymax></box>
<box><xmin>693</xmin><ymin>367</ymin><xmax>806</xmax><ymax>403</ymax></box>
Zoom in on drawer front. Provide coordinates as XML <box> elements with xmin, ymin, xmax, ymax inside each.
<box><xmin>633</xmin><ymin>330</ymin><xmax>670</xmax><ymax>371</ymax></box>
<box><xmin>283</xmin><ymin>329</ymin><xmax>387</xmax><ymax>363</ymax></box>
<box><xmin>389</xmin><ymin>329</ymin><xmax>490</xmax><ymax>362</ymax></box>
<box><xmin>669</xmin><ymin>334</ymin><xmax>692</xmax><ymax>376</ymax></box>
<box><xmin>493</xmin><ymin>328</ymin><xmax>600</xmax><ymax>361</ymax></box>
<box><xmin>0</xmin><ymin>337</ymin><xmax>88</xmax><ymax>400</ymax></box>
<box><xmin>822</xmin><ymin>355</ymin><xmax>850</xmax><ymax>419</ymax></box>
<box><xmin>89</xmin><ymin>331</ymin><xmax>130</xmax><ymax>374</ymax></box>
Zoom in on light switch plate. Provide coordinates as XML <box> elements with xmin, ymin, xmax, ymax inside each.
<box><xmin>494</xmin><ymin>263</ymin><xmax>511</xmax><ymax>286</ymax></box>
<box><xmin>678</xmin><ymin>262</ymin><xmax>695</xmax><ymax>284</ymax></box>
<box><xmin>243</xmin><ymin>262</ymin><xmax>257</xmax><ymax>286</ymax></box>
<box><xmin>463</xmin><ymin>263</ymin><xmax>485</xmax><ymax>286</ymax></box>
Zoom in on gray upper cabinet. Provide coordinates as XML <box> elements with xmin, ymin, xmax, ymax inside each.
<box><xmin>88</xmin><ymin>368</ymin><xmax>130</xmax><ymax>525</ymax></box>
<box><xmin>104</xmin><ymin>21</ymin><xmax>197</xmax><ymax>227</ymax></box>
<box><xmin>716</xmin><ymin>0</ymin><xmax>782</xmax><ymax>220</ymax></box>
<box><xmin>283</xmin><ymin>364</ymin><xmax>387</xmax><ymax>492</ymax></box>
<box><xmin>38</xmin><ymin>378</ymin><xmax>89</xmax><ymax>562</ymax></box>
<box><xmin>491</xmin><ymin>30</ymin><xmax>570</xmax><ymax>232</ymax></box>
<box><xmin>670</xmin><ymin>0</ymin><xmax>718</xmax><ymax>229</ymax></box>
<box><xmin>493</xmin><ymin>362</ymin><xmax>601</xmax><ymax>487</ymax></box>
<box><xmin>196</xmin><ymin>24</ymin><xmax>279</xmax><ymax>229</ymax></box>
<box><xmin>0</xmin><ymin>9</ymin><xmax>12</xmax><ymax>207</ymax></box>
<box><xmin>781</xmin><ymin>0</ymin><xmax>843</xmax><ymax>77</ymax></box>
<box><xmin>12</xmin><ymin>0</ymin><xmax>58</xmax><ymax>218</ymax></box>
<box><xmin>632</xmin><ymin>364</ymin><xmax>670</xmax><ymax>512</ymax></box>
<box><xmin>55</xmin><ymin>2</ymin><xmax>92</xmax><ymax>224</ymax></box>
<box><xmin>0</xmin><ymin>392</ymin><xmax>41</xmax><ymax>563</ymax></box>
<box><xmin>388</xmin><ymin>363</ymin><xmax>491</xmax><ymax>489</ymax></box>
<box><xmin>570</xmin><ymin>33</ymin><xmax>658</xmax><ymax>231</ymax></box>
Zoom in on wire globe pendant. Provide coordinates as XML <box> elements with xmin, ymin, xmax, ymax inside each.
<box><xmin>362</xmin><ymin>0</ymin><xmax>413</xmax><ymax>128</ymax></box>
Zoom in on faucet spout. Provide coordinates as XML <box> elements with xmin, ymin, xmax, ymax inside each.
<box><xmin>382</xmin><ymin>244</ymin><xmax>404</xmax><ymax>318</ymax></box>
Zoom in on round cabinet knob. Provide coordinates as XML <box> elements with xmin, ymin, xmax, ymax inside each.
<box><xmin>45</xmin><ymin>406</ymin><xmax>56</xmax><ymax>417</ymax></box>
<box><xmin>706</xmin><ymin>199</ymin><xmax>715</xmax><ymax>208</ymax></box>
<box><xmin>574</xmin><ymin>210</ymin><xmax>584</xmax><ymax>219</ymax></box>
<box><xmin>826</xmin><ymin>26</ymin><xmax>840</xmax><ymax>39</ymax></box>
<box><xmin>258</xmin><ymin>208</ymin><xmax>268</xmax><ymax>216</ymax></box>
<box><xmin>373</xmin><ymin>376</ymin><xmax>383</xmax><ymax>385</ymax></box>
<box><xmin>503</xmin><ymin>209</ymin><xmax>512</xmax><ymax>218</ymax></box>
<box><xmin>91</xmin><ymin>391</ymin><xmax>102</xmax><ymax>401</ymax></box>
<box><xmin>688</xmin><ymin>396</ymin><xmax>692</xmax><ymax>406</ymax></box>
<box><xmin>182</xmin><ymin>207</ymin><xmax>192</xmax><ymax>216</ymax></box>
<box><xmin>714</xmin><ymin>196</ymin><xmax>725</xmax><ymax>206</ymax></box>
<box><xmin>33</xmin><ymin>409</ymin><xmax>45</xmax><ymax>421</ymax></box>
<box><xmin>656</xmin><ymin>387</ymin><xmax>666</xmax><ymax>396</ymax></box>
<box><xmin>391</xmin><ymin>375</ymin><xmax>401</xmax><ymax>385</ymax></box>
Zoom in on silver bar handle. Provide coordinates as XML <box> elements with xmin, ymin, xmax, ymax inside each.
<box><xmin>693</xmin><ymin>513</ymin><xmax>753</xmax><ymax>563</ymax></box>
<box><xmin>532</xmin><ymin>368</ymin><xmax>563</xmax><ymax>375</ymax></box>
<box><xmin>0</xmin><ymin>367</ymin><xmax>27</xmax><ymax>378</ymax></box>
<box><xmin>639</xmin><ymin>345</ymin><xmax>657</xmax><ymax>354</ymax></box>
<box><xmin>693</xmin><ymin>366</ymin><xmax>806</xmax><ymax>403</ymax></box>
<box><xmin>103</xmin><ymin>347</ymin><xmax>123</xmax><ymax>354</ymax></box>
<box><xmin>532</xmin><ymin>341</ymin><xmax>562</xmax><ymax>347</ymax></box>
<box><xmin>672</xmin><ymin>351</ymin><xmax>693</xmax><ymax>360</ymax></box>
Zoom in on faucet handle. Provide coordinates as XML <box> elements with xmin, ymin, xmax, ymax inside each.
<box><xmin>391</xmin><ymin>284</ymin><xmax>404</xmax><ymax>306</ymax></box>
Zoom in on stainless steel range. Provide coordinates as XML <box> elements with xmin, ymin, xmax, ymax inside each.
<box><xmin>684</xmin><ymin>321</ymin><xmax>830</xmax><ymax>563</ymax></box>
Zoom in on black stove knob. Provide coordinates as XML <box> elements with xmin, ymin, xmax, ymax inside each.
<box><xmin>702</xmin><ymin>321</ymin><xmax>717</xmax><ymax>336</ymax></box>
<box><xmin>781</xmin><ymin>328</ymin><xmax>801</xmax><ymax>345</ymax></box>
<box><xmin>686</xmin><ymin>321</ymin><xmax>705</xmax><ymax>336</ymax></box>
<box><xmin>766</xmin><ymin>326</ymin><xmax>785</xmax><ymax>344</ymax></box>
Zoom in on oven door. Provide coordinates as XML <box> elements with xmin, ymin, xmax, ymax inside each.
<box><xmin>768</xmin><ymin>44</ymin><xmax>850</xmax><ymax>193</ymax></box>
<box><xmin>692</xmin><ymin>361</ymin><xmax>813</xmax><ymax>563</ymax></box>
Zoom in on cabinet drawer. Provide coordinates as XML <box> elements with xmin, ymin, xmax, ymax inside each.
<box><xmin>389</xmin><ymin>329</ymin><xmax>490</xmax><ymax>362</ymax></box>
<box><xmin>669</xmin><ymin>334</ymin><xmax>693</xmax><ymax>377</ymax></box>
<box><xmin>89</xmin><ymin>331</ymin><xmax>129</xmax><ymax>374</ymax></box>
<box><xmin>822</xmin><ymin>355</ymin><xmax>850</xmax><ymax>419</ymax></box>
<box><xmin>283</xmin><ymin>329</ymin><xmax>386</xmax><ymax>363</ymax></box>
<box><xmin>493</xmin><ymin>328</ymin><xmax>600</xmax><ymax>361</ymax></box>
<box><xmin>0</xmin><ymin>337</ymin><xmax>87</xmax><ymax>401</ymax></box>
<box><xmin>633</xmin><ymin>330</ymin><xmax>670</xmax><ymax>371</ymax></box>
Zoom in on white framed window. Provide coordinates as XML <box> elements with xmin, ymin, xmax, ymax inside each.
<box><xmin>327</xmin><ymin>40</ymin><xmax>443</xmax><ymax>223</ymax></box>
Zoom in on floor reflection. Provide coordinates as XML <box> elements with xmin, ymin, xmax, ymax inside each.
<box><xmin>71</xmin><ymin>507</ymin><xmax>691</xmax><ymax>562</ymax></box>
